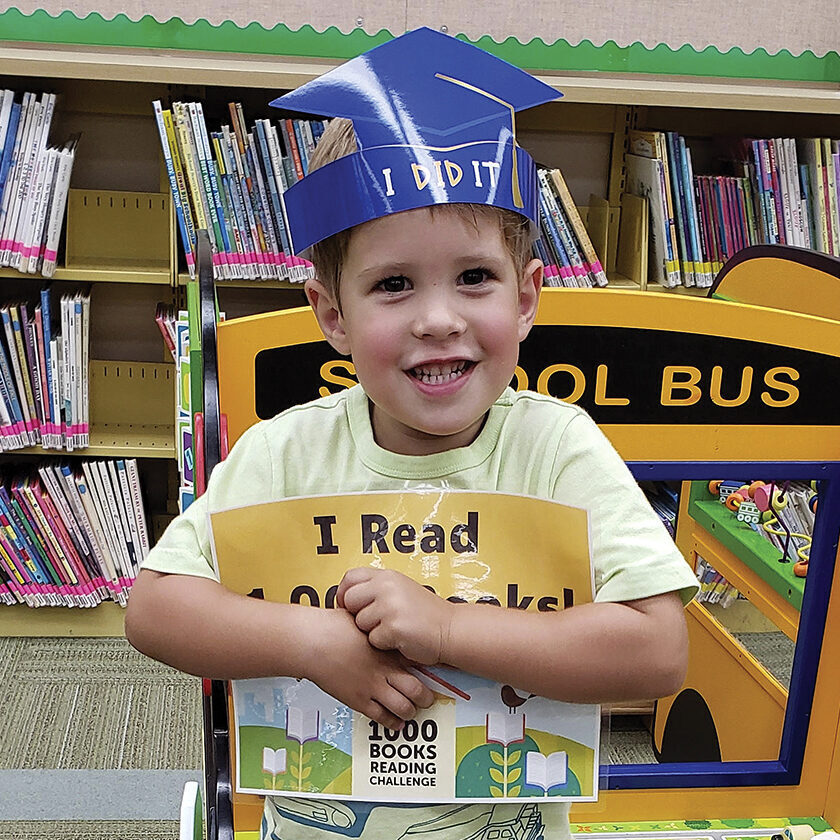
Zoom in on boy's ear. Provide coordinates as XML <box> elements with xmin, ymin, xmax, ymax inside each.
<box><xmin>305</xmin><ymin>277</ymin><xmax>351</xmax><ymax>355</ymax></box>
<box><xmin>517</xmin><ymin>258</ymin><xmax>544</xmax><ymax>342</ymax></box>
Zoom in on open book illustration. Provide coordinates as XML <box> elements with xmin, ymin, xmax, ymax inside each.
<box><xmin>212</xmin><ymin>490</ymin><xmax>600</xmax><ymax>803</ymax></box>
<box><xmin>526</xmin><ymin>750</ymin><xmax>568</xmax><ymax>791</ymax></box>
<box><xmin>262</xmin><ymin>747</ymin><xmax>287</xmax><ymax>787</ymax></box>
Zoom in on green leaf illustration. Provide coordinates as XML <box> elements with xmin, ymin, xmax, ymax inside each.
<box><xmin>301</xmin><ymin>766</ymin><xmax>312</xmax><ymax>780</ymax></box>
<box><xmin>291</xmin><ymin>765</ymin><xmax>301</xmax><ymax>779</ymax></box>
<box><xmin>508</xmin><ymin>750</ymin><xmax>521</xmax><ymax>765</ymax></box>
<box><xmin>489</xmin><ymin>767</ymin><xmax>504</xmax><ymax>784</ymax></box>
<box><xmin>508</xmin><ymin>785</ymin><xmax>521</xmax><ymax>797</ymax></box>
<box><xmin>489</xmin><ymin>750</ymin><xmax>505</xmax><ymax>765</ymax></box>
<box><xmin>490</xmin><ymin>785</ymin><xmax>504</xmax><ymax>797</ymax></box>
<box><xmin>508</xmin><ymin>767</ymin><xmax>522</xmax><ymax>783</ymax></box>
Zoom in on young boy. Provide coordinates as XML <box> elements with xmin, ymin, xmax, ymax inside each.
<box><xmin>126</xmin><ymin>27</ymin><xmax>698</xmax><ymax>840</ymax></box>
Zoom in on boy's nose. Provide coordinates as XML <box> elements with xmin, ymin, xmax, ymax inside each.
<box><xmin>411</xmin><ymin>291</ymin><xmax>467</xmax><ymax>339</ymax></box>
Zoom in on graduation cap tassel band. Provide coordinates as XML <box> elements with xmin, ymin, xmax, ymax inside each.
<box><xmin>434</xmin><ymin>73</ymin><xmax>524</xmax><ymax>210</ymax></box>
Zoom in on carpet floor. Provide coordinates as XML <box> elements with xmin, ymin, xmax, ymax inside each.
<box><xmin>0</xmin><ymin>820</ymin><xmax>181</xmax><ymax>839</ymax></box>
<box><xmin>0</xmin><ymin>636</ymin><xmax>202</xmax><ymax>770</ymax></box>
<box><xmin>732</xmin><ymin>631</ymin><xmax>795</xmax><ymax>690</ymax></box>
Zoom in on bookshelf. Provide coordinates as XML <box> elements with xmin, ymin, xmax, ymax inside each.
<box><xmin>0</xmin><ymin>75</ymin><xmax>180</xmax><ymax>634</ymax></box>
<box><xmin>2</xmin><ymin>38</ymin><xmax>839</xmax><ymax>636</ymax></box>
<box><xmin>7</xmin><ymin>66</ymin><xmax>839</xmax><ymax>296</ymax></box>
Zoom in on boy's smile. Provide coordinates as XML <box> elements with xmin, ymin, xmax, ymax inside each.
<box><xmin>308</xmin><ymin>207</ymin><xmax>543</xmax><ymax>456</ymax></box>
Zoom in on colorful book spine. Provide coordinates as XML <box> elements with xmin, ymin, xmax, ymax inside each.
<box><xmin>664</xmin><ymin>132</ymin><xmax>694</xmax><ymax>286</ymax></box>
<box><xmin>823</xmin><ymin>138</ymin><xmax>840</xmax><ymax>257</ymax></box>
<box><xmin>211</xmin><ymin>133</ymin><xmax>246</xmax><ymax>275</ymax></box>
<box><xmin>153</xmin><ymin>100</ymin><xmax>195</xmax><ymax>277</ymax></box>
<box><xmin>1</xmin><ymin>306</ymin><xmax>35</xmax><ymax>444</ymax></box>
<box><xmin>10</xmin><ymin>305</ymin><xmax>39</xmax><ymax>442</ymax></box>
<box><xmin>537</xmin><ymin>192</ymin><xmax>573</xmax><ymax>286</ymax></box>
<box><xmin>284</xmin><ymin>119</ymin><xmax>305</xmax><ymax>182</ymax></box>
<box><xmin>19</xmin><ymin>305</ymin><xmax>44</xmax><ymax>435</ymax></box>
<box><xmin>41</xmin><ymin>137</ymin><xmax>78</xmax><ymax>278</ymax></box>
<box><xmin>0</xmin><ymin>324</ymin><xmax>26</xmax><ymax>448</ymax></box>
<box><xmin>255</xmin><ymin>119</ymin><xmax>292</xmax><ymax>274</ymax></box>
<box><xmin>548</xmin><ymin>169</ymin><xmax>608</xmax><ymax>287</ymax></box>
<box><xmin>39</xmin><ymin>287</ymin><xmax>56</xmax><ymax>446</ymax></box>
<box><xmin>538</xmin><ymin>170</ymin><xmax>590</xmax><ymax>287</ymax></box>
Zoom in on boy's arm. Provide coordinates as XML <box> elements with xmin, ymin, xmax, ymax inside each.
<box><xmin>336</xmin><ymin>568</ymin><xmax>688</xmax><ymax>704</ymax></box>
<box><xmin>441</xmin><ymin>590</ymin><xmax>687</xmax><ymax>702</ymax></box>
<box><xmin>126</xmin><ymin>569</ymin><xmax>434</xmax><ymax>729</ymax></box>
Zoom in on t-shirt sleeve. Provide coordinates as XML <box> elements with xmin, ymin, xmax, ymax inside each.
<box><xmin>141</xmin><ymin>421</ymin><xmax>275</xmax><ymax>581</ymax></box>
<box><xmin>552</xmin><ymin>412</ymin><xmax>699</xmax><ymax>606</ymax></box>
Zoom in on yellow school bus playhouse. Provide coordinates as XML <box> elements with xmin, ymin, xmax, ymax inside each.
<box><xmin>188</xmin><ymin>241</ymin><xmax>840</xmax><ymax>840</ymax></box>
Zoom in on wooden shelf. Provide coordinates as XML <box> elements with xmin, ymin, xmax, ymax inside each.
<box><xmin>649</xmin><ymin>284</ymin><xmax>712</xmax><ymax>296</ymax></box>
<box><xmin>177</xmin><ymin>272</ymin><xmax>304</xmax><ymax>290</ymax></box>
<box><xmin>0</xmin><ymin>361</ymin><xmax>175</xmax><ymax>459</ymax></box>
<box><xmin>6</xmin><ymin>424</ymin><xmax>175</xmax><ymax>459</ymax></box>
<box><xmin>89</xmin><ymin>360</ymin><xmax>175</xmax><ymax>455</ymax></box>
<box><xmin>605</xmin><ymin>272</ymin><xmax>639</xmax><ymax>289</ymax></box>
<box><xmin>0</xmin><ymin>601</ymin><xmax>126</xmax><ymax>636</ymax></box>
<box><xmin>0</xmin><ymin>265</ymin><xmax>171</xmax><ymax>285</ymax></box>
<box><xmin>87</xmin><ymin>422</ymin><xmax>175</xmax><ymax>456</ymax></box>
<box><xmin>55</xmin><ymin>265</ymin><xmax>172</xmax><ymax>285</ymax></box>
<box><xmin>603</xmin><ymin>700</ymin><xmax>656</xmax><ymax>716</ymax></box>
<box><xmin>3</xmin><ymin>43</ymin><xmax>840</xmax><ymax>113</ymax></box>
<box><xmin>548</xmin><ymin>71</ymin><xmax>840</xmax><ymax>114</ymax></box>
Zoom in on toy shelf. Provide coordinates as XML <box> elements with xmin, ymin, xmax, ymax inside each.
<box><xmin>688</xmin><ymin>482</ymin><xmax>806</xmax><ymax>612</ymax></box>
<box><xmin>676</xmin><ymin>486</ymin><xmax>800</xmax><ymax>642</ymax></box>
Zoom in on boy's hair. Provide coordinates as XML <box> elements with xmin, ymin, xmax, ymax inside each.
<box><xmin>308</xmin><ymin>118</ymin><xmax>535</xmax><ymax>302</ymax></box>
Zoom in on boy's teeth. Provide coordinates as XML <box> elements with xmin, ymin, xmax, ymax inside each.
<box><xmin>411</xmin><ymin>362</ymin><xmax>468</xmax><ymax>384</ymax></box>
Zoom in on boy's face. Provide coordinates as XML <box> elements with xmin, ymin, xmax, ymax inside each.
<box><xmin>307</xmin><ymin>207</ymin><xmax>543</xmax><ymax>455</ymax></box>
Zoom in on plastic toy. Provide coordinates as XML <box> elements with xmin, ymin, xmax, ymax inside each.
<box><xmin>708</xmin><ymin>479</ymin><xmax>813</xmax><ymax>575</ymax></box>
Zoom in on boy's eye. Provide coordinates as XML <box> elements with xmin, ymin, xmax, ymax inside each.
<box><xmin>377</xmin><ymin>275</ymin><xmax>410</xmax><ymax>293</ymax></box>
<box><xmin>460</xmin><ymin>268</ymin><xmax>491</xmax><ymax>285</ymax></box>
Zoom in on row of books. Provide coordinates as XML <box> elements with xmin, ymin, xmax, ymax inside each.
<box><xmin>695</xmin><ymin>554</ymin><xmax>741</xmax><ymax>607</ymax></box>
<box><xmin>153</xmin><ymin>99</ymin><xmax>325</xmax><ymax>283</ymax></box>
<box><xmin>535</xmin><ymin>168</ymin><xmax>608</xmax><ymax>288</ymax></box>
<box><xmin>0</xmin><ymin>459</ymin><xmax>149</xmax><ymax>608</ymax></box>
<box><xmin>626</xmin><ymin>129</ymin><xmax>715</xmax><ymax>288</ymax></box>
<box><xmin>0</xmin><ymin>89</ymin><xmax>79</xmax><ymax>278</ymax></box>
<box><xmin>749</xmin><ymin>138</ymin><xmax>838</xmax><ymax>254</ymax></box>
<box><xmin>156</xmin><ymin>298</ymin><xmax>195</xmax><ymax>514</ymax></box>
<box><xmin>0</xmin><ymin>289</ymin><xmax>90</xmax><ymax>452</ymax></box>
<box><xmin>643</xmin><ymin>481</ymin><xmax>679</xmax><ymax>538</ymax></box>
<box><xmin>627</xmin><ymin>129</ymin><xmax>840</xmax><ymax>288</ymax></box>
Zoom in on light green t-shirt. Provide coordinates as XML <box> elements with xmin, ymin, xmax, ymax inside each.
<box><xmin>143</xmin><ymin>385</ymin><xmax>698</xmax><ymax>840</ymax></box>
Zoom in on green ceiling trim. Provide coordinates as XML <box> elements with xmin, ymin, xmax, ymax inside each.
<box><xmin>478</xmin><ymin>34</ymin><xmax>840</xmax><ymax>83</ymax></box>
<box><xmin>3</xmin><ymin>8</ymin><xmax>840</xmax><ymax>83</ymax></box>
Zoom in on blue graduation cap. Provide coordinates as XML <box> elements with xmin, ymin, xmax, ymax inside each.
<box><xmin>270</xmin><ymin>27</ymin><xmax>562</xmax><ymax>254</ymax></box>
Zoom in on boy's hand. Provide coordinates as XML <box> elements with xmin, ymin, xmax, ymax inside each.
<box><xmin>306</xmin><ymin>608</ymin><xmax>435</xmax><ymax>730</ymax></box>
<box><xmin>336</xmin><ymin>568</ymin><xmax>454</xmax><ymax>665</ymax></box>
